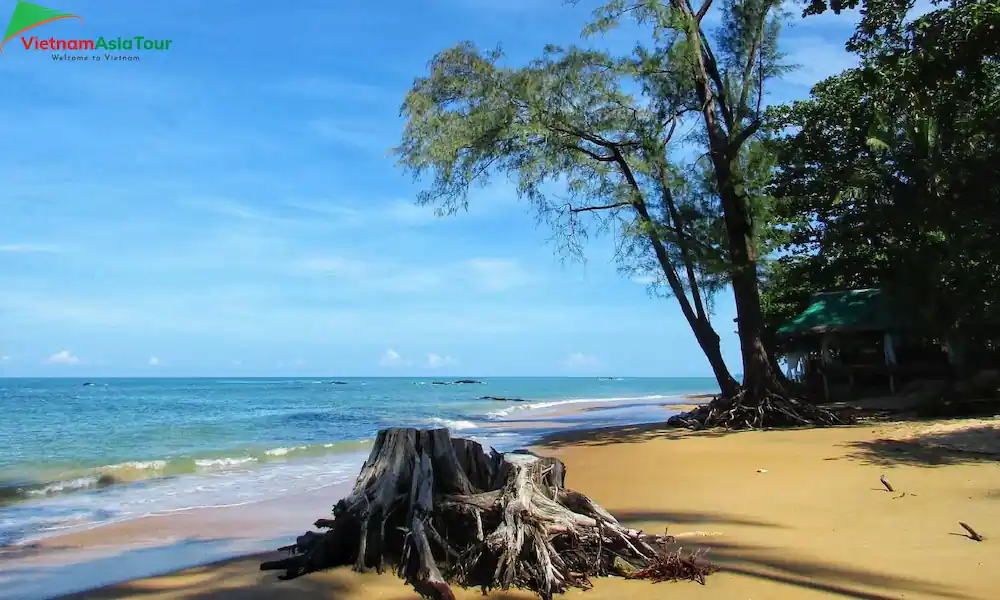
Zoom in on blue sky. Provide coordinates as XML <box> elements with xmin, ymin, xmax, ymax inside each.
<box><xmin>0</xmin><ymin>0</ymin><xmax>879</xmax><ymax>377</ymax></box>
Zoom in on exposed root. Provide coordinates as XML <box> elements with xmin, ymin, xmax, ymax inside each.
<box><xmin>667</xmin><ymin>387</ymin><xmax>846</xmax><ymax>430</ymax></box>
<box><xmin>260</xmin><ymin>427</ymin><xmax>716</xmax><ymax>599</ymax></box>
<box><xmin>625</xmin><ymin>547</ymin><xmax>719</xmax><ymax>584</ymax></box>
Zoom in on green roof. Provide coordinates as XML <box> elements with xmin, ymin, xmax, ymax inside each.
<box><xmin>776</xmin><ymin>289</ymin><xmax>904</xmax><ymax>336</ymax></box>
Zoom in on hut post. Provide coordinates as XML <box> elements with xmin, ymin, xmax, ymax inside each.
<box><xmin>884</xmin><ymin>331</ymin><xmax>897</xmax><ymax>394</ymax></box>
<box><xmin>820</xmin><ymin>334</ymin><xmax>833</xmax><ymax>400</ymax></box>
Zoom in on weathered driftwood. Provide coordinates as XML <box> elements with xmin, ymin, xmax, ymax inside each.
<box><xmin>261</xmin><ymin>427</ymin><xmax>715</xmax><ymax>599</ymax></box>
<box><xmin>959</xmin><ymin>522</ymin><xmax>984</xmax><ymax>542</ymax></box>
<box><xmin>667</xmin><ymin>389</ymin><xmax>844</xmax><ymax>430</ymax></box>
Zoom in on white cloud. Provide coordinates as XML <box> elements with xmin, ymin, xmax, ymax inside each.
<box><xmin>283</xmin><ymin>200</ymin><xmax>366</xmax><ymax>225</ymax></box>
<box><xmin>282</xmin><ymin>181</ymin><xmax>518</xmax><ymax>231</ymax></box>
<box><xmin>426</xmin><ymin>353</ymin><xmax>457</xmax><ymax>369</ymax></box>
<box><xmin>379</xmin><ymin>348</ymin><xmax>407</xmax><ymax>367</ymax></box>
<box><xmin>178</xmin><ymin>197</ymin><xmax>294</xmax><ymax>226</ymax></box>
<box><xmin>297</xmin><ymin>256</ymin><xmax>371</xmax><ymax>278</ymax></box>
<box><xmin>0</xmin><ymin>355</ymin><xmax>10</xmax><ymax>362</ymax></box>
<box><xmin>287</xmin><ymin>198</ymin><xmax>440</xmax><ymax>228</ymax></box>
<box><xmin>461</xmin><ymin>258</ymin><xmax>531</xmax><ymax>292</ymax></box>
<box><xmin>295</xmin><ymin>256</ymin><xmax>530</xmax><ymax>294</ymax></box>
<box><xmin>381</xmin><ymin>200</ymin><xmax>446</xmax><ymax>227</ymax></box>
<box><xmin>47</xmin><ymin>350</ymin><xmax>80</xmax><ymax>365</ymax></box>
<box><xmin>268</xmin><ymin>76</ymin><xmax>394</xmax><ymax>105</ymax></box>
<box><xmin>0</xmin><ymin>243</ymin><xmax>63</xmax><ymax>253</ymax></box>
<box><xmin>308</xmin><ymin>118</ymin><xmax>396</xmax><ymax>153</ymax></box>
<box><xmin>232</xmin><ymin>359</ymin><xmax>243</xmax><ymax>366</ymax></box>
<box><xmin>631</xmin><ymin>274</ymin><xmax>657</xmax><ymax>285</ymax></box>
<box><xmin>561</xmin><ymin>352</ymin><xmax>599</xmax><ymax>370</ymax></box>
<box><xmin>148</xmin><ymin>356</ymin><xmax>161</xmax><ymax>366</ymax></box>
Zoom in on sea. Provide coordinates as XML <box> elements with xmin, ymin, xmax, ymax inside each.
<box><xmin>0</xmin><ymin>376</ymin><xmax>715</xmax><ymax>549</ymax></box>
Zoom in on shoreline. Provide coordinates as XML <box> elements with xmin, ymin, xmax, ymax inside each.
<box><xmin>1</xmin><ymin>390</ymin><xmax>704</xmax><ymax>538</ymax></box>
<box><xmin>45</xmin><ymin>415</ymin><xmax>1000</xmax><ymax>600</ymax></box>
<box><xmin>1</xmin><ymin>392</ymin><xmax>705</xmax><ymax>599</ymax></box>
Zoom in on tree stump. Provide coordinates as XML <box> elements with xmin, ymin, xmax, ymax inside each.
<box><xmin>261</xmin><ymin>427</ymin><xmax>715</xmax><ymax>599</ymax></box>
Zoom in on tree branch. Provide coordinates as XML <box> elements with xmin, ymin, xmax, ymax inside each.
<box><xmin>729</xmin><ymin>119</ymin><xmax>763</xmax><ymax>153</ymax></box>
<box><xmin>699</xmin><ymin>38</ymin><xmax>735</xmax><ymax>130</ymax></box>
<box><xmin>567</xmin><ymin>144</ymin><xmax>618</xmax><ymax>162</ymax></box>
<box><xmin>653</xmin><ymin>158</ymin><xmax>709</xmax><ymax>322</ymax></box>
<box><xmin>610</xmin><ymin>147</ymin><xmax>702</xmax><ymax>328</ymax></box>
<box><xmin>736</xmin><ymin>11</ymin><xmax>764</xmax><ymax>122</ymax></box>
<box><xmin>569</xmin><ymin>201</ymin><xmax>631</xmax><ymax>213</ymax></box>
<box><xmin>695</xmin><ymin>0</ymin><xmax>713</xmax><ymax>21</ymax></box>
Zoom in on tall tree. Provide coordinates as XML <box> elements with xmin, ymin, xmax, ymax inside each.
<box><xmin>395</xmin><ymin>0</ymin><xmax>840</xmax><ymax>426</ymax></box>
<box><xmin>395</xmin><ymin>42</ymin><xmax>739</xmax><ymax>397</ymax></box>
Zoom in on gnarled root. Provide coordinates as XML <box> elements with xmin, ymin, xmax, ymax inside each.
<box><xmin>261</xmin><ymin>428</ymin><xmax>716</xmax><ymax>599</ymax></box>
<box><xmin>667</xmin><ymin>388</ymin><xmax>846</xmax><ymax>430</ymax></box>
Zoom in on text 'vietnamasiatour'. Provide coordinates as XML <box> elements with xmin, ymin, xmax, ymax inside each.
<box><xmin>19</xmin><ymin>35</ymin><xmax>172</xmax><ymax>52</ymax></box>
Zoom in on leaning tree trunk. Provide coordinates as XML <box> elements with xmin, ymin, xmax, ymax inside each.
<box><xmin>668</xmin><ymin>157</ymin><xmax>844</xmax><ymax>430</ymax></box>
<box><xmin>261</xmin><ymin>428</ymin><xmax>716</xmax><ymax>599</ymax></box>
<box><xmin>692</xmin><ymin>316</ymin><xmax>741</xmax><ymax>398</ymax></box>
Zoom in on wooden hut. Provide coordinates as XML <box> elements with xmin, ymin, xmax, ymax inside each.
<box><xmin>775</xmin><ymin>289</ymin><xmax>953</xmax><ymax>400</ymax></box>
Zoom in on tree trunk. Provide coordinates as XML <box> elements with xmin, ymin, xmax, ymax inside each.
<box><xmin>262</xmin><ymin>428</ymin><xmax>716</xmax><ymax>599</ymax></box>
<box><xmin>666</xmin><ymin>163</ymin><xmax>844</xmax><ymax>429</ymax></box>
<box><xmin>624</xmin><ymin>182</ymin><xmax>739</xmax><ymax>398</ymax></box>
<box><xmin>729</xmin><ymin>260</ymin><xmax>782</xmax><ymax>397</ymax></box>
<box><xmin>692</xmin><ymin>317</ymin><xmax>740</xmax><ymax>398</ymax></box>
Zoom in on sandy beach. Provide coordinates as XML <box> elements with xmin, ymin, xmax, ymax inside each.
<box><xmin>10</xmin><ymin>415</ymin><xmax>990</xmax><ymax>600</ymax></box>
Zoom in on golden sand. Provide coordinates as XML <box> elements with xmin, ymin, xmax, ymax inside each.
<box><xmin>59</xmin><ymin>419</ymin><xmax>1000</xmax><ymax>600</ymax></box>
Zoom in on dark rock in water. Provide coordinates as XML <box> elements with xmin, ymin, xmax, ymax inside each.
<box><xmin>329</xmin><ymin>381</ymin><xmax>349</xmax><ymax>385</ymax></box>
<box><xmin>454</xmin><ymin>379</ymin><xmax>484</xmax><ymax>384</ymax></box>
<box><xmin>431</xmin><ymin>381</ymin><xmax>451</xmax><ymax>385</ymax></box>
<box><xmin>95</xmin><ymin>474</ymin><xmax>118</xmax><ymax>487</ymax></box>
<box><xmin>480</xmin><ymin>396</ymin><xmax>526</xmax><ymax>402</ymax></box>
<box><xmin>82</xmin><ymin>382</ymin><xmax>96</xmax><ymax>387</ymax></box>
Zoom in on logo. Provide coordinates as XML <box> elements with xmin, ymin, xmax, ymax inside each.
<box><xmin>1</xmin><ymin>1</ymin><xmax>171</xmax><ymax>61</ymax></box>
<box><xmin>1</xmin><ymin>0</ymin><xmax>79</xmax><ymax>52</ymax></box>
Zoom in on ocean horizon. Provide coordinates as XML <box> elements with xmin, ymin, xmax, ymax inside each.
<box><xmin>0</xmin><ymin>375</ymin><xmax>717</xmax><ymax>548</ymax></box>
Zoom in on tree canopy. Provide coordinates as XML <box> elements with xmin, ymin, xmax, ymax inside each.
<box><xmin>764</xmin><ymin>0</ymin><xmax>1000</xmax><ymax>342</ymax></box>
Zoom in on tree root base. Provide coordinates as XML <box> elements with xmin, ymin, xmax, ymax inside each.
<box><xmin>667</xmin><ymin>388</ymin><xmax>847</xmax><ymax>430</ymax></box>
<box><xmin>260</xmin><ymin>427</ymin><xmax>716</xmax><ymax>599</ymax></box>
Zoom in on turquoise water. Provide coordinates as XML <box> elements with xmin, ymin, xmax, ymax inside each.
<box><xmin>0</xmin><ymin>376</ymin><xmax>715</xmax><ymax>546</ymax></box>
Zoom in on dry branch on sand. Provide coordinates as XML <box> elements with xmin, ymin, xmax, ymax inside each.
<box><xmin>261</xmin><ymin>427</ymin><xmax>717</xmax><ymax>599</ymax></box>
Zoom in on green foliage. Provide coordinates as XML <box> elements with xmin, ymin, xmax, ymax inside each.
<box><xmin>765</xmin><ymin>0</ymin><xmax>1000</xmax><ymax>340</ymax></box>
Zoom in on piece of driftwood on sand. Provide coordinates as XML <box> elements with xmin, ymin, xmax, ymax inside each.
<box><xmin>261</xmin><ymin>427</ymin><xmax>716</xmax><ymax>599</ymax></box>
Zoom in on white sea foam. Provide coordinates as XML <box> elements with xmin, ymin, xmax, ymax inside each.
<box><xmin>486</xmin><ymin>394</ymin><xmax>676</xmax><ymax>418</ymax></box>
<box><xmin>103</xmin><ymin>460</ymin><xmax>169</xmax><ymax>471</ymax></box>
<box><xmin>6</xmin><ymin>450</ymin><xmax>369</xmax><ymax>547</ymax></box>
<box><xmin>25</xmin><ymin>476</ymin><xmax>102</xmax><ymax>497</ymax></box>
<box><xmin>425</xmin><ymin>418</ymin><xmax>479</xmax><ymax>430</ymax></box>
<box><xmin>264</xmin><ymin>447</ymin><xmax>295</xmax><ymax>457</ymax></box>
<box><xmin>194</xmin><ymin>457</ymin><xmax>257</xmax><ymax>468</ymax></box>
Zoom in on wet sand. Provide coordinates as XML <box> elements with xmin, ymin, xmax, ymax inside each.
<box><xmin>38</xmin><ymin>417</ymin><xmax>1000</xmax><ymax>600</ymax></box>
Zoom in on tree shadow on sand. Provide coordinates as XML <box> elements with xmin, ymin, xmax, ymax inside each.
<box><xmin>68</xmin><ymin>559</ymin><xmax>356</xmax><ymax>599</ymax></box>
<box><xmin>62</xmin><ymin>536</ymin><xmax>977</xmax><ymax>600</ymax></box>
<box><xmin>536</xmin><ymin>422</ymin><xmax>734</xmax><ymax>448</ymax></box>
<box><xmin>835</xmin><ymin>422</ymin><xmax>1000</xmax><ymax>467</ymax></box>
<box><xmin>610</xmin><ymin>509</ymin><xmax>785</xmax><ymax>529</ymax></box>
<box><xmin>693</xmin><ymin>539</ymin><xmax>977</xmax><ymax>600</ymax></box>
